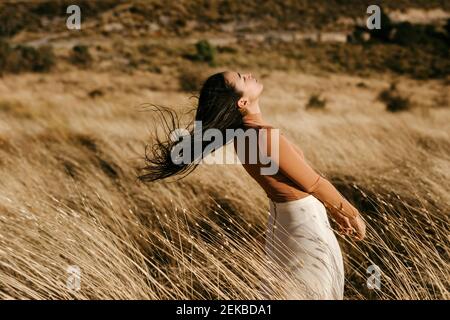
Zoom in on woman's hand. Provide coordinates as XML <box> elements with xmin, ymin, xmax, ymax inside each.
<box><xmin>328</xmin><ymin>204</ymin><xmax>366</xmax><ymax>241</ymax></box>
<box><xmin>348</xmin><ymin>214</ymin><xmax>366</xmax><ymax>241</ymax></box>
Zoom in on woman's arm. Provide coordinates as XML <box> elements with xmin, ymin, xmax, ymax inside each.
<box><xmin>280</xmin><ymin>132</ymin><xmax>305</xmax><ymax>159</ymax></box>
<box><xmin>282</xmin><ymin>133</ymin><xmax>305</xmax><ymax>159</ymax></box>
<box><xmin>264</xmin><ymin>128</ymin><xmax>366</xmax><ymax>239</ymax></box>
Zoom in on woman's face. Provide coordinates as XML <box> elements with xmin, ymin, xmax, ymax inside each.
<box><xmin>224</xmin><ymin>71</ymin><xmax>263</xmax><ymax>102</ymax></box>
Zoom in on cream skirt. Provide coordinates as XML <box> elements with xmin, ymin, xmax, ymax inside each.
<box><xmin>259</xmin><ymin>194</ymin><xmax>345</xmax><ymax>300</ymax></box>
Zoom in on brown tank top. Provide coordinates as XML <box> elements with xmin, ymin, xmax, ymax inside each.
<box><xmin>233</xmin><ymin>112</ymin><xmax>359</xmax><ymax>219</ymax></box>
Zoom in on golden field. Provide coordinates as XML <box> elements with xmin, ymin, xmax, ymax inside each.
<box><xmin>0</xmin><ymin>0</ymin><xmax>449</xmax><ymax>300</ymax></box>
<box><xmin>0</xmin><ymin>67</ymin><xmax>448</xmax><ymax>299</ymax></box>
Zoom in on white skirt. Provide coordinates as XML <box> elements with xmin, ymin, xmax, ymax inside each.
<box><xmin>259</xmin><ymin>195</ymin><xmax>345</xmax><ymax>300</ymax></box>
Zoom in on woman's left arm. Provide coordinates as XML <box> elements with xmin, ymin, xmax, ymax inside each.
<box><xmin>264</xmin><ymin>128</ymin><xmax>366</xmax><ymax>240</ymax></box>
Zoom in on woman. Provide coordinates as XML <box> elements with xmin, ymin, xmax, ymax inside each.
<box><xmin>138</xmin><ymin>71</ymin><xmax>366</xmax><ymax>300</ymax></box>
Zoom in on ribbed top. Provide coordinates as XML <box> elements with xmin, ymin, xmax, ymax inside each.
<box><xmin>237</xmin><ymin>111</ymin><xmax>312</xmax><ymax>202</ymax></box>
<box><xmin>234</xmin><ymin>111</ymin><xmax>359</xmax><ymax>218</ymax></box>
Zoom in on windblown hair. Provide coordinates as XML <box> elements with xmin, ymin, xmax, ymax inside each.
<box><xmin>138</xmin><ymin>72</ymin><xmax>244</xmax><ymax>183</ymax></box>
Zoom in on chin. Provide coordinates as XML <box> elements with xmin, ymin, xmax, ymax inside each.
<box><xmin>258</xmin><ymin>84</ymin><xmax>264</xmax><ymax>94</ymax></box>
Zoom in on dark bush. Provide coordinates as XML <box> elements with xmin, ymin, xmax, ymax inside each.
<box><xmin>0</xmin><ymin>40</ymin><xmax>12</xmax><ymax>73</ymax></box>
<box><xmin>350</xmin><ymin>9</ymin><xmax>450</xmax><ymax>52</ymax></box>
<box><xmin>70</xmin><ymin>45</ymin><xmax>92</xmax><ymax>67</ymax></box>
<box><xmin>305</xmin><ymin>93</ymin><xmax>327</xmax><ymax>110</ymax></box>
<box><xmin>31</xmin><ymin>1</ymin><xmax>66</xmax><ymax>16</ymax></box>
<box><xmin>196</xmin><ymin>40</ymin><xmax>216</xmax><ymax>65</ymax></box>
<box><xmin>88</xmin><ymin>89</ymin><xmax>104</xmax><ymax>98</ymax></box>
<box><xmin>0</xmin><ymin>5</ymin><xmax>39</xmax><ymax>38</ymax></box>
<box><xmin>367</xmin><ymin>7</ymin><xmax>393</xmax><ymax>43</ymax></box>
<box><xmin>445</xmin><ymin>19</ymin><xmax>450</xmax><ymax>38</ymax></box>
<box><xmin>321</xmin><ymin>41</ymin><xmax>450</xmax><ymax>80</ymax></box>
<box><xmin>31</xmin><ymin>0</ymin><xmax>122</xmax><ymax>18</ymax></box>
<box><xmin>0</xmin><ymin>1</ymin><xmax>122</xmax><ymax>38</ymax></box>
<box><xmin>18</xmin><ymin>45</ymin><xmax>55</xmax><ymax>72</ymax></box>
<box><xmin>378</xmin><ymin>83</ymin><xmax>411</xmax><ymax>112</ymax></box>
<box><xmin>138</xmin><ymin>44</ymin><xmax>156</xmax><ymax>55</ymax></box>
<box><xmin>0</xmin><ymin>40</ymin><xmax>55</xmax><ymax>75</ymax></box>
<box><xmin>183</xmin><ymin>40</ymin><xmax>217</xmax><ymax>66</ymax></box>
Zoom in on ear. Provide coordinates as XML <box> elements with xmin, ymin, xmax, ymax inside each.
<box><xmin>237</xmin><ymin>97</ymin><xmax>248</xmax><ymax>110</ymax></box>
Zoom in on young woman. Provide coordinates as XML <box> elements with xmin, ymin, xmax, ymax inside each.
<box><xmin>138</xmin><ymin>71</ymin><xmax>366</xmax><ymax>300</ymax></box>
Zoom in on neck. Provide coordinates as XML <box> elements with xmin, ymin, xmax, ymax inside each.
<box><xmin>241</xmin><ymin>102</ymin><xmax>273</xmax><ymax>128</ymax></box>
<box><xmin>244</xmin><ymin>99</ymin><xmax>261</xmax><ymax>115</ymax></box>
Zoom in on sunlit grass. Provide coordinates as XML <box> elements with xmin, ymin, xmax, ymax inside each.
<box><xmin>0</xmin><ymin>70</ymin><xmax>448</xmax><ymax>299</ymax></box>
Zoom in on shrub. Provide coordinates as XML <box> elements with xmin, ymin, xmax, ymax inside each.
<box><xmin>0</xmin><ymin>40</ymin><xmax>12</xmax><ymax>74</ymax></box>
<box><xmin>350</xmin><ymin>9</ymin><xmax>449</xmax><ymax>52</ymax></box>
<box><xmin>196</xmin><ymin>40</ymin><xmax>216</xmax><ymax>65</ymax></box>
<box><xmin>378</xmin><ymin>83</ymin><xmax>411</xmax><ymax>112</ymax></box>
<box><xmin>445</xmin><ymin>19</ymin><xmax>450</xmax><ymax>39</ymax></box>
<box><xmin>31</xmin><ymin>0</ymin><xmax>121</xmax><ymax>19</ymax></box>
<box><xmin>356</xmin><ymin>82</ymin><xmax>368</xmax><ymax>88</ymax></box>
<box><xmin>0</xmin><ymin>40</ymin><xmax>55</xmax><ymax>75</ymax></box>
<box><xmin>88</xmin><ymin>89</ymin><xmax>104</xmax><ymax>98</ymax></box>
<box><xmin>17</xmin><ymin>45</ymin><xmax>55</xmax><ymax>72</ymax></box>
<box><xmin>305</xmin><ymin>93</ymin><xmax>327</xmax><ymax>110</ymax></box>
<box><xmin>138</xmin><ymin>43</ymin><xmax>156</xmax><ymax>55</ymax></box>
<box><xmin>183</xmin><ymin>40</ymin><xmax>217</xmax><ymax>66</ymax></box>
<box><xmin>70</xmin><ymin>45</ymin><xmax>92</xmax><ymax>67</ymax></box>
<box><xmin>0</xmin><ymin>5</ymin><xmax>39</xmax><ymax>38</ymax></box>
<box><xmin>367</xmin><ymin>7</ymin><xmax>393</xmax><ymax>42</ymax></box>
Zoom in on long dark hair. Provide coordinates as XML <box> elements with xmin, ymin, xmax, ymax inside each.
<box><xmin>137</xmin><ymin>71</ymin><xmax>244</xmax><ymax>183</ymax></box>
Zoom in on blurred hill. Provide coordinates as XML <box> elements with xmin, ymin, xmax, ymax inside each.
<box><xmin>0</xmin><ymin>0</ymin><xmax>449</xmax><ymax>80</ymax></box>
<box><xmin>1</xmin><ymin>0</ymin><xmax>450</xmax><ymax>38</ymax></box>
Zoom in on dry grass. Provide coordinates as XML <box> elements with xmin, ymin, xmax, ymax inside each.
<box><xmin>0</xmin><ymin>69</ymin><xmax>449</xmax><ymax>299</ymax></box>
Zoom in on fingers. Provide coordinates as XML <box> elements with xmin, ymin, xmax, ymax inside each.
<box><xmin>342</xmin><ymin>217</ymin><xmax>354</xmax><ymax>236</ymax></box>
<box><xmin>338</xmin><ymin>220</ymin><xmax>354</xmax><ymax>236</ymax></box>
<box><xmin>352</xmin><ymin>230</ymin><xmax>363</xmax><ymax>241</ymax></box>
<box><xmin>350</xmin><ymin>215</ymin><xmax>366</xmax><ymax>241</ymax></box>
<box><xmin>336</xmin><ymin>215</ymin><xmax>365</xmax><ymax>240</ymax></box>
<box><xmin>331</xmin><ymin>212</ymin><xmax>366</xmax><ymax>240</ymax></box>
